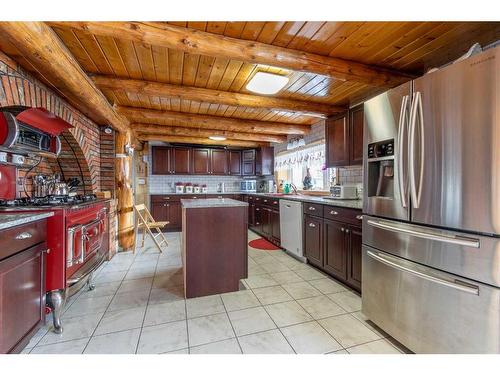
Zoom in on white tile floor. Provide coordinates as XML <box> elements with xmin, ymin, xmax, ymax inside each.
<box><xmin>22</xmin><ymin>230</ymin><xmax>409</xmax><ymax>354</ymax></box>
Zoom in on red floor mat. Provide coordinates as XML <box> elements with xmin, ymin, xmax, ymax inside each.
<box><xmin>248</xmin><ymin>238</ymin><xmax>281</xmax><ymax>251</ymax></box>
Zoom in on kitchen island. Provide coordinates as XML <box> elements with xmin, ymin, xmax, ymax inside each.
<box><xmin>181</xmin><ymin>198</ymin><xmax>248</xmax><ymax>298</ymax></box>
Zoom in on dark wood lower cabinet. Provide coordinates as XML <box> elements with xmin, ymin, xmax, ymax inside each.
<box><xmin>346</xmin><ymin>225</ymin><xmax>362</xmax><ymax>290</ymax></box>
<box><xmin>303</xmin><ymin>209</ymin><xmax>363</xmax><ymax>293</ymax></box>
<box><xmin>323</xmin><ymin>219</ymin><xmax>347</xmax><ymax>280</ymax></box>
<box><xmin>271</xmin><ymin>209</ymin><xmax>280</xmax><ymax>244</ymax></box>
<box><xmin>0</xmin><ymin>221</ymin><xmax>47</xmax><ymax>354</ymax></box>
<box><xmin>304</xmin><ymin>215</ymin><xmax>323</xmax><ymax>268</ymax></box>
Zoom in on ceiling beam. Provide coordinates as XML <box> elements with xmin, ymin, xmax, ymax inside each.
<box><xmin>0</xmin><ymin>22</ymin><xmax>130</xmax><ymax>134</ymax></box>
<box><xmin>132</xmin><ymin>123</ymin><xmax>286</xmax><ymax>143</ymax></box>
<box><xmin>116</xmin><ymin>106</ymin><xmax>311</xmax><ymax>136</ymax></box>
<box><xmin>48</xmin><ymin>22</ymin><xmax>413</xmax><ymax>88</ymax></box>
<box><xmin>91</xmin><ymin>75</ymin><xmax>343</xmax><ymax>118</ymax></box>
<box><xmin>139</xmin><ymin>134</ymin><xmax>266</xmax><ymax>148</ymax></box>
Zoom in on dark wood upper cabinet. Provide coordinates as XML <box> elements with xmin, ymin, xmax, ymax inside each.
<box><xmin>242</xmin><ymin>149</ymin><xmax>255</xmax><ymax>161</ymax></box>
<box><xmin>228</xmin><ymin>150</ymin><xmax>242</xmax><ymax>175</ymax></box>
<box><xmin>259</xmin><ymin>147</ymin><xmax>274</xmax><ymax>176</ymax></box>
<box><xmin>172</xmin><ymin>147</ymin><xmax>191</xmax><ymax>174</ymax></box>
<box><xmin>210</xmin><ymin>149</ymin><xmax>228</xmax><ymax>175</ymax></box>
<box><xmin>151</xmin><ymin>146</ymin><xmax>173</xmax><ymax>175</ymax></box>
<box><xmin>326</xmin><ymin>112</ymin><xmax>349</xmax><ymax>167</ymax></box>
<box><xmin>192</xmin><ymin>148</ymin><xmax>211</xmax><ymax>174</ymax></box>
<box><xmin>349</xmin><ymin>104</ymin><xmax>364</xmax><ymax>165</ymax></box>
<box><xmin>326</xmin><ymin>105</ymin><xmax>364</xmax><ymax>167</ymax></box>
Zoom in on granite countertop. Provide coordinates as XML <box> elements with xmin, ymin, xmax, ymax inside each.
<box><xmin>248</xmin><ymin>192</ymin><xmax>363</xmax><ymax>210</ymax></box>
<box><xmin>181</xmin><ymin>198</ymin><xmax>248</xmax><ymax>209</ymax></box>
<box><xmin>0</xmin><ymin>212</ymin><xmax>54</xmax><ymax>230</ymax></box>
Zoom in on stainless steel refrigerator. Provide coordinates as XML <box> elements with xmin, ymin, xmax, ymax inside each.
<box><xmin>362</xmin><ymin>45</ymin><xmax>500</xmax><ymax>353</ymax></box>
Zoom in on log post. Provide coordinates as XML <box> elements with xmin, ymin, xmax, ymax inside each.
<box><xmin>115</xmin><ymin>130</ymin><xmax>135</xmax><ymax>251</ymax></box>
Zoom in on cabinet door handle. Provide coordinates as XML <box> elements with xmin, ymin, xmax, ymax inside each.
<box><xmin>330</xmin><ymin>210</ymin><xmax>338</xmax><ymax>215</ymax></box>
<box><xmin>15</xmin><ymin>232</ymin><xmax>33</xmax><ymax>240</ymax></box>
<box><xmin>256</xmin><ymin>208</ymin><xmax>260</xmax><ymax>211</ymax></box>
<box><xmin>309</xmin><ymin>222</ymin><xmax>316</xmax><ymax>228</ymax></box>
<box><xmin>264</xmin><ymin>199</ymin><xmax>268</xmax><ymax>203</ymax></box>
<box><xmin>356</xmin><ymin>215</ymin><xmax>363</xmax><ymax>220</ymax></box>
<box><xmin>308</xmin><ymin>206</ymin><xmax>316</xmax><ymax>211</ymax></box>
<box><xmin>345</xmin><ymin>229</ymin><xmax>350</xmax><ymax>233</ymax></box>
<box><xmin>164</xmin><ymin>197</ymin><xmax>170</xmax><ymax>200</ymax></box>
<box><xmin>341</xmin><ymin>227</ymin><xmax>345</xmax><ymax>232</ymax></box>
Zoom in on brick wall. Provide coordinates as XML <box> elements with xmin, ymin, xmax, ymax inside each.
<box><xmin>0</xmin><ymin>51</ymin><xmax>119</xmax><ymax>254</ymax></box>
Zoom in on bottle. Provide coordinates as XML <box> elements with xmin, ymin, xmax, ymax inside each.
<box><xmin>284</xmin><ymin>183</ymin><xmax>290</xmax><ymax>194</ymax></box>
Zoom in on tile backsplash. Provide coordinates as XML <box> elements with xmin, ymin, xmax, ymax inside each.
<box><xmin>149</xmin><ymin>174</ymin><xmax>244</xmax><ymax>194</ymax></box>
<box><xmin>338</xmin><ymin>165</ymin><xmax>363</xmax><ymax>184</ymax></box>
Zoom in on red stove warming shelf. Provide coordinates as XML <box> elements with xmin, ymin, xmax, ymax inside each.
<box><xmin>0</xmin><ymin>196</ymin><xmax>110</xmax><ymax>334</ymax></box>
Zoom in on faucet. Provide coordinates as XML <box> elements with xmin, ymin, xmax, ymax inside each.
<box><xmin>289</xmin><ymin>183</ymin><xmax>298</xmax><ymax>195</ymax></box>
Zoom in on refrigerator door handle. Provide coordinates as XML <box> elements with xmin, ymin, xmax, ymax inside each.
<box><xmin>409</xmin><ymin>92</ymin><xmax>418</xmax><ymax>208</ymax></box>
<box><xmin>397</xmin><ymin>95</ymin><xmax>409</xmax><ymax>208</ymax></box>
<box><xmin>409</xmin><ymin>91</ymin><xmax>425</xmax><ymax>209</ymax></box>
<box><xmin>366</xmin><ymin>250</ymin><xmax>480</xmax><ymax>295</ymax></box>
<box><xmin>415</xmin><ymin>92</ymin><xmax>425</xmax><ymax>208</ymax></box>
<box><xmin>366</xmin><ymin>219</ymin><xmax>480</xmax><ymax>248</ymax></box>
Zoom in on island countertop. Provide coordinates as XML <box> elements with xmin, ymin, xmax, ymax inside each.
<box><xmin>181</xmin><ymin>198</ymin><xmax>248</xmax><ymax>209</ymax></box>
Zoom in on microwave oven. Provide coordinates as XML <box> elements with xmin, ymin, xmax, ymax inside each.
<box><xmin>240</xmin><ymin>180</ymin><xmax>256</xmax><ymax>193</ymax></box>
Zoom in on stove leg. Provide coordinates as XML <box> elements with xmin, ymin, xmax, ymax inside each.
<box><xmin>46</xmin><ymin>290</ymin><xmax>65</xmax><ymax>334</ymax></box>
<box><xmin>86</xmin><ymin>272</ymin><xmax>96</xmax><ymax>291</ymax></box>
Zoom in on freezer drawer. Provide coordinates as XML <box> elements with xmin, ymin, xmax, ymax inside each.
<box><xmin>362</xmin><ymin>245</ymin><xmax>500</xmax><ymax>353</ymax></box>
<box><xmin>362</xmin><ymin>215</ymin><xmax>500</xmax><ymax>287</ymax></box>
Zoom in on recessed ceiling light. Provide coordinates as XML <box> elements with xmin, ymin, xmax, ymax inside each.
<box><xmin>209</xmin><ymin>136</ymin><xmax>226</xmax><ymax>141</ymax></box>
<box><xmin>246</xmin><ymin>72</ymin><xmax>289</xmax><ymax>95</ymax></box>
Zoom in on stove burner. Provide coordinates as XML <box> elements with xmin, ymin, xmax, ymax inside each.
<box><xmin>0</xmin><ymin>194</ymin><xmax>98</xmax><ymax>207</ymax></box>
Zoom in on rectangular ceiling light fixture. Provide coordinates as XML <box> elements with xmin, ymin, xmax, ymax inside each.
<box><xmin>246</xmin><ymin>72</ymin><xmax>289</xmax><ymax>95</ymax></box>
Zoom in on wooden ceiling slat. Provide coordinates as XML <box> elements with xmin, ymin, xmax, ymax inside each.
<box><xmin>72</xmin><ymin>30</ymin><xmax>114</xmax><ymax>75</ymax></box>
<box><xmin>94</xmin><ymin>35</ymin><xmax>129</xmax><ymax>77</ymax></box>
<box><xmin>223</xmin><ymin>22</ymin><xmax>246</xmax><ymax>38</ymax></box>
<box><xmin>206</xmin><ymin>22</ymin><xmax>227</xmax><ymax>35</ymax></box>
<box><xmin>328</xmin><ymin>22</ymin><xmax>389</xmax><ymax>60</ymax></box>
<box><xmin>151</xmin><ymin>45</ymin><xmax>169</xmax><ymax>82</ymax></box>
<box><xmin>300</xmin><ymin>22</ymin><xmax>343</xmax><ymax>54</ymax></box>
<box><xmin>256</xmin><ymin>22</ymin><xmax>287</xmax><ymax>44</ymax></box>
<box><xmin>52</xmin><ymin>27</ymin><xmax>100</xmax><ymax>73</ymax></box>
<box><xmin>206</xmin><ymin>57</ymin><xmax>230</xmax><ymax>89</ymax></box>
<box><xmin>322</xmin><ymin>22</ymin><xmax>366</xmax><ymax>56</ymax></box>
<box><xmin>396</xmin><ymin>23</ymin><xmax>498</xmax><ymax>70</ymax></box>
<box><xmin>113</xmin><ymin>39</ymin><xmax>142</xmax><ymax>79</ymax></box>
<box><xmin>167</xmin><ymin>49</ymin><xmax>184</xmax><ymax>85</ymax></box>
<box><xmin>133</xmin><ymin>41</ymin><xmax>156</xmax><ymax>81</ymax></box>
<box><xmin>228</xmin><ymin>62</ymin><xmax>257</xmax><ymax>92</ymax></box>
<box><xmin>270</xmin><ymin>21</ymin><xmax>306</xmax><ymax>47</ymax></box>
<box><xmin>182</xmin><ymin>53</ymin><xmax>200</xmax><ymax>86</ymax></box>
<box><xmin>240</xmin><ymin>22</ymin><xmax>267</xmax><ymax>41</ymax></box>
<box><xmin>186</xmin><ymin>22</ymin><xmax>207</xmax><ymax>31</ymax></box>
<box><xmin>194</xmin><ymin>55</ymin><xmax>215</xmax><ymax>88</ymax></box>
<box><xmin>379</xmin><ymin>22</ymin><xmax>457</xmax><ymax>67</ymax></box>
<box><xmin>286</xmin><ymin>21</ymin><xmax>327</xmax><ymax>50</ymax></box>
<box><xmin>217</xmin><ymin>60</ymin><xmax>244</xmax><ymax>91</ymax></box>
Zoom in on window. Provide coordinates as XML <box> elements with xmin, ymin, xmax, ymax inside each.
<box><xmin>275</xmin><ymin>143</ymin><xmax>335</xmax><ymax>191</ymax></box>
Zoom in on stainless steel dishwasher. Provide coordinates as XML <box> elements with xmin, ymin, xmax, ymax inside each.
<box><xmin>279</xmin><ymin>199</ymin><xmax>306</xmax><ymax>262</ymax></box>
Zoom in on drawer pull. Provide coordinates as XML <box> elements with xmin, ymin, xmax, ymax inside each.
<box><xmin>366</xmin><ymin>250</ymin><xmax>479</xmax><ymax>295</ymax></box>
<box><xmin>264</xmin><ymin>199</ymin><xmax>268</xmax><ymax>203</ymax></box>
<box><xmin>308</xmin><ymin>206</ymin><xmax>316</xmax><ymax>211</ymax></box>
<box><xmin>356</xmin><ymin>215</ymin><xmax>363</xmax><ymax>220</ymax></box>
<box><xmin>309</xmin><ymin>223</ymin><xmax>316</xmax><ymax>228</ymax></box>
<box><xmin>164</xmin><ymin>197</ymin><xmax>170</xmax><ymax>200</ymax></box>
<box><xmin>341</xmin><ymin>227</ymin><xmax>345</xmax><ymax>232</ymax></box>
<box><xmin>256</xmin><ymin>208</ymin><xmax>260</xmax><ymax>211</ymax></box>
<box><xmin>15</xmin><ymin>232</ymin><xmax>33</xmax><ymax>240</ymax></box>
<box><xmin>330</xmin><ymin>210</ymin><xmax>338</xmax><ymax>215</ymax></box>
<box><xmin>273</xmin><ymin>201</ymin><xmax>278</xmax><ymax>205</ymax></box>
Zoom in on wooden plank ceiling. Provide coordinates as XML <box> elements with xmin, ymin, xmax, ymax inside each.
<box><xmin>1</xmin><ymin>21</ymin><xmax>499</xmax><ymax>147</ymax></box>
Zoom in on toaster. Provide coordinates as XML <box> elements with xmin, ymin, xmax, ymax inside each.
<box><xmin>330</xmin><ymin>185</ymin><xmax>358</xmax><ymax>200</ymax></box>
